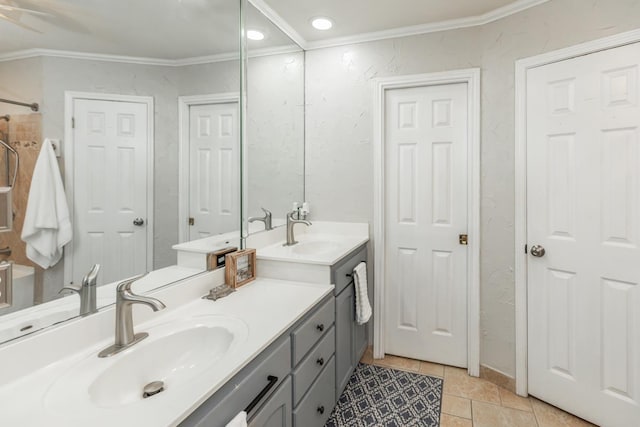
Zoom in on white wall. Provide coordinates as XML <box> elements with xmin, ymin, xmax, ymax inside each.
<box><xmin>305</xmin><ymin>0</ymin><xmax>640</xmax><ymax>377</ymax></box>
<box><xmin>246</xmin><ymin>51</ymin><xmax>305</xmax><ymax>220</ymax></box>
<box><xmin>0</xmin><ymin>57</ymin><xmax>42</xmax><ymax>116</ymax></box>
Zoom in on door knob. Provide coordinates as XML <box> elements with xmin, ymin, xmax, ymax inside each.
<box><xmin>133</xmin><ymin>218</ymin><xmax>145</xmax><ymax>226</ymax></box>
<box><xmin>530</xmin><ymin>245</ymin><xmax>545</xmax><ymax>257</ymax></box>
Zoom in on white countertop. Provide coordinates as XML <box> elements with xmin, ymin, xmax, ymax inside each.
<box><xmin>0</xmin><ymin>277</ymin><xmax>333</xmax><ymax>427</ymax></box>
<box><xmin>0</xmin><ymin>265</ymin><xmax>203</xmax><ymax>343</ymax></box>
<box><xmin>257</xmin><ymin>234</ymin><xmax>368</xmax><ymax>265</ymax></box>
<box><xmin>254</xmin><ymin>221</ymin><xmax>369</xmax><ymax>266</ymax></box>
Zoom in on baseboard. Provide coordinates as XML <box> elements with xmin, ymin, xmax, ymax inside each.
<box><xmin>480</xmin><ymin>364</ymin><xmax>516</xmax><ymax>393</ymax></box>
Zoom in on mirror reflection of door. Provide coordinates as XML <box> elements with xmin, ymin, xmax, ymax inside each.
<box><xmin>67</xmin><ymin>95</ymin><xmax>153</xmax><ymax>287</ymax></box>
<box><xmin>187</xmin><ymin>102</ymin><xmax>239</xmax><ymax>241</ymax></box>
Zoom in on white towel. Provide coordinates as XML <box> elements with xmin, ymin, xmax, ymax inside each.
<box><xmin>225</xmin><ymin>411</ymin><xmax>248</xmax><ymax>427</ymax></box>
<box><xmin>353</xmin><ymin>262</ymin><xmax>372</xmax><ymax>325</ymax></box>
<box><xmin>21</xmin><ymin>139</ymin><xmax>72</xmax><ymax>269</ymax></box>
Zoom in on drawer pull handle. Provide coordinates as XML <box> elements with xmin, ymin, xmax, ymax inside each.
<box><xmin>244</xmin><ymin>375</ymin><xmax>278</xmax><ymax>414</ymax></box>
<box><xmin>316</xmin><ymin>357</ymin><xmax>324</xmax><ymax>366</ymax></box>
<box><xmin>317</xmin><ymin>405</ymin><xmax>325</xmax><ymax>415</ymax></box>
<box><xmin>316</xmin><ymin>324</ymin><xmax>325</xmax><ymax>332</ymax></box>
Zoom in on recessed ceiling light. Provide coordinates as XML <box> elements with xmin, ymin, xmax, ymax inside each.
<box><xmin>311</xmin><ymin>17</ymin><xmax>333</xmax><ymax>31</ymax></box>
<box><xmin>247</xmin><ymin>29</ymin><xmax>265</xmax><ymax>41</ymax></box>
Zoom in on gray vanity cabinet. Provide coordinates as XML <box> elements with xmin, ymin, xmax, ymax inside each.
<box><xmin>291</xmin><ymin>299</ymin><xmax>336</xmax><ymax>427</ymax></box>
<box><xmin>179</xmin><ymin>336</ymin><xmax>292</xmax><ymax>427</ymax></box>
<box><xmin>181</xmin><ymin>241</ymin><xmax>370</xmax><ymax>427</ymax></box>
<box><xmin>335</xmin><ymin>285</ymin><xmax>356</xmax><ymax>394</ymax></box>
<box><xmin>180</xmin><ymin>296</ymin><xmax>335</xmax><ymax>427</ymax></box>
<box><xmin>332</xmin><ymin>244</ymin><xmax>368</xmax><ymax>400</ymax></box>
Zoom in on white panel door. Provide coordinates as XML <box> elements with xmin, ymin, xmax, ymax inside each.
<box><xmin>527</xmin><ymin>42</ymin><xmax>640</xmax><ymax>427</ymax></box>
<box><xmin>72</xmin><ymin>98</ymin><xmax>148</xmax><ymax>286</ymax></box>
<box><xmin>384</xmin><ymin>83</ymin><xmax>468</xmax><ymax>367</ymax></box>
<box><xmin>188</xmin><ymin>103</ymin><xmax>239</xmax><ymax>240</ymax></box>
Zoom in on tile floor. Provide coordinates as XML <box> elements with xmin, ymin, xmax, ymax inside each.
<box><xmin>360</xmin><ymin>348</ymin><xmax>597</xmax><ymax>427</ymax></box>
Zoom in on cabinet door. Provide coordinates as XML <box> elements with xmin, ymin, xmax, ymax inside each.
<box><xmin>335</xmin><ymin>285</ymin><xmax>355</xmax><ymax>398</ymax></box>
<box><xmin>353</xmin><ymin>319</ymin><xmax>367</xmax><ymax>366</ymax></box>
<box><xmin>249</xmin><ymin>377</ymin><xmax>292</xmax><ymax>427</ymax></box>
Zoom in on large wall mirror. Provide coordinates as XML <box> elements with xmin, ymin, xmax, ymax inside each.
<box><xmin>243</xmin><ymin>1</ymin><xmax>305</xmax><ymax>238</ymax></box>
<box><xmin>0</xmin><ymin>0</ymin><xmax>242</xmax><ymax>344</ymax></box>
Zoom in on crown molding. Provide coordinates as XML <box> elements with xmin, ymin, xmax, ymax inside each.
<box><xmin>0</xmin><ymin>0</ymin><xmax>550</xmax><ymax>63</ymax></box>
<box><xmin>248</xmin><ymin>0</ymin><xmax>308</xmax><ymax>49</ymax></box>
<box><xmin>0</xmin><ymin>48</ymin><xmax>233</xmax><ymax>66</ymax></box>
<box><xmin>479</xmin><ymin>0</ymin><xmax>548</xmax><ymax>23</ymax></box>
<box><xmin>0</xmin><ymin>44</ymin><xmax>301</xmax><ymax>66</ymax></box>
<box><xmin>292</xmin><ymin>0</ymin><xmax>549</xmax><ymax>50</ymax></box>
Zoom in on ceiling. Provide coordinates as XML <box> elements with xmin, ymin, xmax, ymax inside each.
<box><xmin>0</xmin><ymin>0</ymin><xmax>548</xmax><ymax>62</ymax></box>
<box><xmin>0</xmin><ymin>0</ymin><xmax>295</xmax><ymax>62</ymax></box>
<box><xmin>256</xmin><ymin>0</ymin><xmax>549</xmax><ymax>48</ymax></box>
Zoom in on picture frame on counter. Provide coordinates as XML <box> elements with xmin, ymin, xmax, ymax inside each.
<box><xmin>225</xmin><ymin>248</ymin><xmax>256</xmax><ymax>288</ymax></box>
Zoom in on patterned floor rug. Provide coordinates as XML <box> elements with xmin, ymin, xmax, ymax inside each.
<box><xmin>325</xmin><ymin>363</ymin><xmax>443</xmax><ymax>427</ymax></box>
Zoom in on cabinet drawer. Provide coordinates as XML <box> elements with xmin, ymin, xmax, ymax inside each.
<box><xmin>332</xmin><ymin>245</ymin><xmax>367</xmax><ymax>295</ymax></box>
<box><xmin>293</xmin><ymin>326</ymin><xmax>335</xmax><ymax>406</ymax></box>
<box><xmin>180</xmin><ymin>337</ymin><xmax>291</xmax><ymax>427</ymax></box>
<box><xmin>293</xmin><ymin>356</ymin><xmax>336</xmax><ymax>427</ymax></box>
<box><xmin>292</xmin><ymin>298</ymin><xmax>335</xmax><ymax>366</ymax></box>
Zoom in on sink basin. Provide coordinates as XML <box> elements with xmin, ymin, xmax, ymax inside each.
<box><xmin>44</xmin><ymin>315</ymin><xmax>248</xmax><ymax>411</ymax></box>
<box><xmin>0</xmin><ymin>305</ymin><xmax>80</xmax><ymax>343</ymax></box>
<box><xmin>291</xmin><ymin>240</ymin><xmax>341</xmax><ymax>255</ymax></box>
<box><xmin>257</xmin><ymin>233</ymin><xmax>367</xmax><ymax>265</ymax></box>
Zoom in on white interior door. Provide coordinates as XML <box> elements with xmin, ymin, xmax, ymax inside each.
<box><xmin>384</xmin><ymin>83</ymin><xmax>468</xmax><ymax>367</ymax></box>
<box><xmin>188</xmin><ymin>103</ymin><xmax>239</xmax><ymax>240</ymax></box>
<box><xmin>527</xmin><ymin>42</ymin><xmax>640</xmax><ymax>427</ymax></box>
<box><xmin>71</xmin><ymin>98</ymin><xmax>149</xmax><ymax>286</ymax></box>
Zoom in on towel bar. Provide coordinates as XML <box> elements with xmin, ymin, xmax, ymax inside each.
<box><xmin>345</xmin><ymin>261</ymin><xmax>367</xmax><ymax>277</ymax></box>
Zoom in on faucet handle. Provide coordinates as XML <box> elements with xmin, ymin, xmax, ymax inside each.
<box><xmin>116</xmin><ymin>272</ymin><xmax>148</xmax><ymax>293</ymax></box>
<box><xmin>59</xmin><ymin>283</ymin><xmax>81</xmax><ymax>295</ymax></box>
<box><xmin>81</xmin><ymin>264</ymin><xmax>101</xmax><ymax>288</ymax></box>
<box><xmin>261</xmin><ymin>207</ymin><xmax>272</xmax><ymax>218</ymax></box>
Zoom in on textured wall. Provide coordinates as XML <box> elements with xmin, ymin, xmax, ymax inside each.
<box><xmin>0</xmin><ymin>57</ymin><xmax>42</xmax><ymax>116</ymax></box>
<box><xmin>305</xmin><ymin>0</ymin><xmax>640</xmax><ymax>377</ymax></box>
<box><xmin>246</xmin><ymin>51</ymin><xmax>305</xmax><ymax>221</ymax></box>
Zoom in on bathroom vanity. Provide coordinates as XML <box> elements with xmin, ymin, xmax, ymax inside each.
<box><xmin>182</xmin><ymin>237</ymin><xmax>369</xmax><ymax>427</ymax></box>
<box><xmin>0</xmin><ymin>224</ymin><xmax>370</xmax><ymax>427</ymax></box>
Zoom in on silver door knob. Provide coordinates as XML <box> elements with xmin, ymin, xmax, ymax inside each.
<box><xmin>133</xmin><ymin>218</ymin><xmax>145</xmax><ymax>226</ymax></box>
<box><xmin>530</xmin><ymin>245</ymin><xmax>545</xmax><ymax>257</ymax></box>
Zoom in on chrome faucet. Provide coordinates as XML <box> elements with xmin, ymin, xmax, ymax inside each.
<box><xmin>60</xmin><ymin>264</ymin><xmax>100</xmax><ymax>317</ymax></box>
<box><xmin>98</xmin><ymin>273</ymin><xmax>166</xmax><ymax>358</ymax></box>
<box><xmin>284</xmin><ymin>210</ymin><xmax>311</xmax><ymax>246</ymax></box>
<box><xmin>248</xmin><ymin>207</ymin><xmax>273</xmax><ymax>231</ymax></box>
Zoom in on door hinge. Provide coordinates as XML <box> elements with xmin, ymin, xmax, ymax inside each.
<box><xmin>459</xmin><ymin>234</ymin><xmax>468</xmax><ymax>245</ymax></box>
<box><xmin>189</xmin><ymin>217</ymin><xmax>194</xmax><ymax>226</ymax></box>
<box><xmin>71</xmin><ymin>117</ymin><xmax>75</xmax><ymax>129</ymax></box>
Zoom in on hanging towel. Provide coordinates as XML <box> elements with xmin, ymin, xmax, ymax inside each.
<box><xmin>21</xmin><ymin>139</ymin><xmax>72</xmax><ymax>269</ymax></box>
<box><xmin>225</xmin><ymin>411</ymin><xmax>248</xmax><ymax>427</ymax></box>
<box><xmin>353</xmin><ymin>262</ymin><xmax>372</xmax><ymax>325</ymax></box>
